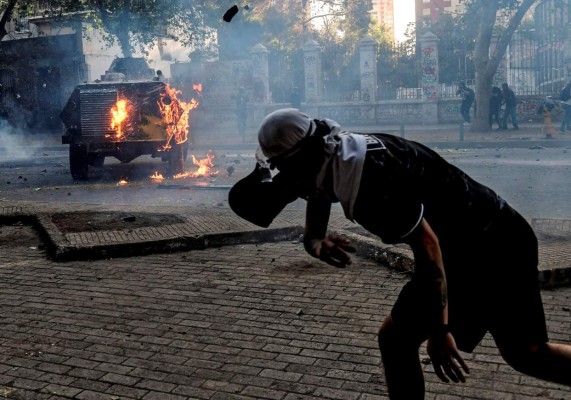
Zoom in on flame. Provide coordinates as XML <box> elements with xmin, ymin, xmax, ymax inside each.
<box><xmin>158</xmin><ymin>84</ymin><xmax>199</xmax><ymax>150</ymax></box>
<box><xmin>117</xmin><ymin>179</ymin><xmax>128</xmax><ymax>186</ymax></box>
<box><xmin>150</xmin><ymin>172</ymin><xmax>165</xmax><ymax>181</ymax></box>
<box><xmin>193</xmin><ymin>83</ymin><xmax>202</xmax><ymax>93</ymax></box>
<box><xmin>172</xmin><ymin>152</ymin><xmax>219</xmax><ymax>179</ymax></box>
<box><xmin>110</xmin><ymin>99</ymin><xmax>128</xmax><ymax>138</ymax></box>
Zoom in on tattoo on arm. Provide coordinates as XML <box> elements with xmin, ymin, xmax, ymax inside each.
<box><xmin>416</xmin><ymin>259</ymin><xmax>448</xmax><ymax>310</ymax></box>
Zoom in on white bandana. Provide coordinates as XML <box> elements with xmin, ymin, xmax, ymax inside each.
<box><xmin>256</xmin><ymin>109</ymin><xmax>366</xmax><ymax>220</ymax></box>
<box><xmin>316</xmin><ymin>119</ymin><xmax>367</xmax><ymax>220</ymax></box>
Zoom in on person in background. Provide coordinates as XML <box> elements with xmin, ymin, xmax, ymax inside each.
<box><xmin>500</xmin><ymin>82</ymin><xmax>519</xmax><ymax>130</ymax></box>
<box><xmin>290</xmin><ymin>86</ymin><xmax>302</xmax><ymax>109</ymax></box>
<box><xmin>229</xmin><ymin>108</ymin><xmax>571</xmax><ymax>400</ymax></box>
<box><xmin>489</xmin><ymin>86</ymin><xmax>503</xmax><ymax>130</ymax></box>
<box><xmin>456</xmin><ymin>81</ymin><xmax>475</xmax><ymax>125</ymax></box>
<box><xmin>559</xmin><ymin>80</ymin><xmax>571</xmax><ymax>133</ymax></box>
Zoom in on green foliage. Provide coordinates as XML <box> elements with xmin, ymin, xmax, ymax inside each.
<box><xmin>2</xmin><ymin>0</ymin><xmax>225</xmax><ymax>57</ymax></box>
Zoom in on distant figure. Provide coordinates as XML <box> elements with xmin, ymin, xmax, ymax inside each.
<box><xmin>290</xmin><ymin>87</ymin><xmax>302</xmax><ymax>109</ymax></box>
<box><xmin>456</xmin><ymin>81</ymin><xmax>475</xmax><ymax>125</ymax></box>
<box><xmin>489</xmin><ymin>86</ymin><xmax>503</xmax><ymax>130</ymax></box>
<box><xmin>155</xmin><ymin>70</ymin><xmax>166</xmax><ymax>83</ymax></box>
<box><xmin>231</xmin><ymin>87</ymin><xmax>249</xmax><ymax>142</ymax></box>
<box><xmin>559</xmin><ymin>81</ymin><xmax>571</xmax><ymax>133</ymax></box>
<box><xmin>500</xmin><ymin>82</ymin><xmax>519</xmax><ymax>130</ymax></box>
<box><xmin>538</xmin><ymin>96</ymin><xmax>557</xmax><ymax>138</ymax></box>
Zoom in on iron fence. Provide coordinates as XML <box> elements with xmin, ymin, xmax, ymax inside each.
<box><xmin>266</xmin><ymin>33</ymin><xmax>561</xmax><ymax>103</ymax></box>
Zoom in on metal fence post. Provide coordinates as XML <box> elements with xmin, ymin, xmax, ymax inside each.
<box><xmin>400</xmin><ymin>123</ymin><xmax>405</xmax><ymax>138</ymax></box>
<box><xmin>459</xmin><ymin>123</ymin><xmax>465</xmax><ymax>141</ymax></box>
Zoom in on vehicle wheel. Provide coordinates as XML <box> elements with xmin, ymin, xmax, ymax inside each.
<box><xmin>182</xmin><ymin>140</ymin><xmax>189</xmax><ymax>161</ymax></box>
<box><xmin>69</xmin><ymin>144</ymin><xmax>88</xmax><ymax>180</ymax></box>
<box><xmin>168</xmin><ymin>144</ymin><xmax>184</xmax><ymax>177</ymax></box>
<box><xmin>88</xmin><ymin>154</ymin><xmax>105</xmax><ymax>168</ymax></box>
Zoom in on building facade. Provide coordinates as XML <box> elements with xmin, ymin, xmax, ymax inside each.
<box><xmin>371</xmin><ymin>0</ymin><xmax>395</xmax><ymax>41</ymax></box>
<box><xmin>415</xmin><ymin>0</ymin><xmax>463</xmax><ymax>26</ymax></box>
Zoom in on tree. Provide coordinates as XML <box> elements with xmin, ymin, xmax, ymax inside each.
<box><xmin>0</xmin><ymin>0</ymin><xmax>17</xmax><ymax>41</ymax></box>
<box><xmin>2</xmin><ymin>0</ymin><xmax>224</xmax><ymax>58</ymax></box>
<box><xmin>465</xmin><ymin>0</ymin><xmax>536</xmax><ymax>132</ymax></box>
<box><xmin>84</xmin><ymin>0</ymin><xmax>221</xmax><ymax>58</ymax></box>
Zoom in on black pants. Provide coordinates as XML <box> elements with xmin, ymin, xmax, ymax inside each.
<box><xmin>460</xmin><ymin>101</ymin><xmax>472</xmax><ymax>123</ymax></box>
<box><xmin>391</xmin><ymin>204</ymin><xmax>547</xmax><ymax>352</ymax></box>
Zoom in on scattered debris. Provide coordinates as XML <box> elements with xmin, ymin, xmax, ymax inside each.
<box><xmin>529</xmin><ymin>145</ymin><xmax>545</xmax><ymax>150</ymax></box>
<box><xmin>223</xmin><ymin>5</ymin><xmax>239</xmax><ymax>22</ymax></box>
<box><xmin>227</xmin><ymin>165</ymin><xmax>235</xmax><ymax>177</ymax></box>
<box><xmin>123</xmin><ymin>215</ymin><xmax>136</xmax><ymax>222</ymax></box>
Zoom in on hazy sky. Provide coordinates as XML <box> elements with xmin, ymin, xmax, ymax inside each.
<box><xmin>394</xmin><ymin>0</ymin><xmax>415</xmax><ymax>42</ymax></box>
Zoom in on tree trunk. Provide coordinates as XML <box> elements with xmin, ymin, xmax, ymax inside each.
<box><xmin>0</xmin><ymin>0</ymin><xmax>18</xmax><ymax>41</ymax></box>
<box><xmin>470</xmin><ymin>2</ymin><xmax>498</xmax><ymax>133</ymax></box>
<box><xmin>116</xmin><ymin>9</ymin><xmax>132</xmax><ymax>58</ymax></box>
<box><xmin>470</xmin><ymin>0</ymin><xmax>536</xmax><ymax>133</ymax></box>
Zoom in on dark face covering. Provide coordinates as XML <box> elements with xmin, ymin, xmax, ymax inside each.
<box><xmin>228</xmin><ymin>164</ymin><xmax>300</xmax><ymax>227</ymax></box>
<box><xmin>269</xmin><ymin>137</ymin><xmax>325</xmax><ymax>200</ymax></box>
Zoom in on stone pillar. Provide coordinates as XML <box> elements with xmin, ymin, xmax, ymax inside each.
<box><xmin>303</xmin><ymin>39</ymin><xmax>322</xmax><ymax>103</ymax></box>
<box><xmin>250</xmin><ymin>43</ymin><xmax>270</xmax><ymax>103</ymax></box>
<box><xmin>419</xmin><ymin>32</ymin><xmax>439</xmax><ymax>124</ymax></box>
<box><xmin>419</xmin><ymin>32</ymin><xmax>440</xmax><ymax>100</ymax></box>
<box><xmin>358</xmin><ymin>37</ymin><xmax>378</xmax><ymax>102</ymax></box>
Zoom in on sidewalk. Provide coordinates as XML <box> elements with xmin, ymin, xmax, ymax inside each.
<box><xmin>0</xmin><ymin>201</ymin><xmax>570</xmax><ymax>400</ymax></box>
<box><xmin>190</xmin><ymin>122</ymin><xmax>571</xmax><ymax>150</ymax></box>
<box><xmin>2</xmin><ymin>200</ymin><xmax>570</xmax><ymax>289</ymax></box>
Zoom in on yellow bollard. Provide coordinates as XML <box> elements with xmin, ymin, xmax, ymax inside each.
<box><xmin>543</xmin><ymin>109</ymin><xmax>556</xmax><ymax>138</ymax></box>
<box><xmin>539</xmin><ymin>97</ymin><xmax>557</xmax><ymax>138</ymax></box>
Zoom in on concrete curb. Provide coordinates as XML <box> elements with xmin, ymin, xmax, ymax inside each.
<box><xmin>1</xmin><ymin>211</ymin><xmax>570</xmax><ymax>289</ymax></box>
<box><xmin>32</xmin><ymin>212</ymin><xmax>304</xmax><ymax>262</ymax></box>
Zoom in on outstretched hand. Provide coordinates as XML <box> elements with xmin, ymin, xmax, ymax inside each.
<box><xmin>427</xmin><ymin>332</ymin><xmax>470</xmax><ymax>384</ymax></box>
<box><xmin>313</xmin><ymin>233</ymin><xmax>356</xmax><ymax>268</ymax></box>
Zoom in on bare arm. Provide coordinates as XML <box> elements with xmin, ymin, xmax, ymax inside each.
<box><xmin>303</xmin><ymin>197</ymin><xmax>355</xmax><ymax>268</ymax></box>
<box><xmin>406</xmin><ymin>218</ymin><xmax>448</xmax><ymax>327</ymax></box>
<box><xmin>406</xmin><ymin>218</ymin><xmax>469</xmax><ymax>383</ymax></box>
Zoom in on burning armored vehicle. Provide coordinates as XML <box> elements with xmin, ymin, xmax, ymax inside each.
<box><xmin>60</xmin><ymin>58</ymin><xmax>197</xmax><ymax>180</ymax></box>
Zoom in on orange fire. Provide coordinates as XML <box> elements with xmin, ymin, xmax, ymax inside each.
<box><xmin>110</xmin><ymin>99</ymin><xmax>128</xmax><ymax>138</ymax></box>
<box><xmin>158</xmin><ymin>84</ymin><xmax>200</xmax><ymax>150</ymax></box>
<box><xmin>172</xmin><ymin>152</ymin><xmax>219</xmax><ymax>179</ymax></box>
<box><xmin>150</xmin><ymin>172</ymin><xmax>165</xmax><ymax>181</ymax></box>
<box><xmin>193</xmin><ymin>83</ymin><xmax>202</xmax><ymax>93</ymax></box>
<box><xmin>117</xmin><ymin>179</ymin><xmax>128</xmax><ymax>186</ymax></box>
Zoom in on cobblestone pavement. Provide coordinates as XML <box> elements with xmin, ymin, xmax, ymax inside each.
<box><xmin>0</xmin><ymin>221</ymin><xmax>570</xmax><ymax>400</ymax></box>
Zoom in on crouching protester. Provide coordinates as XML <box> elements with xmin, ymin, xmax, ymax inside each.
<box><xmin>228</xmin><ymin>108</ymin><xmax>571</xmax><ymax>399</ymax></box>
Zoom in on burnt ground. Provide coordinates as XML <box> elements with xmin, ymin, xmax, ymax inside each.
<box><xmin>0</xmin><ymin>222</ymin><xmax>43</xmax><ymax>248</ymax></box>
<box><xmin>50</xmin><ymin>211</ymin><xmax>185</xmax><ymax>234</ymax></box>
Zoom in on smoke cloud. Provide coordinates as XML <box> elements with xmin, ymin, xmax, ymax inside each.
<box><xmin>0</xmin><ymin>124</ymin><xmax>56</xmax><ymax>160</ymax></box>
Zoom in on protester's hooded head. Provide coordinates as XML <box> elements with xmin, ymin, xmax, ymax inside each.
<box><xmin>228</xmin><ymin>108</ymin><xmax>323</xmax><ymax>227</ymax></box>
<box><xmin>257</xmin><ymin>108</ymin><xmax>325</xmax><ymax>197</ymax></box>
<box><xmin>258</xmin><ymin>108</ymin><xmax>313</xmax><ymax>159</ymax></box>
